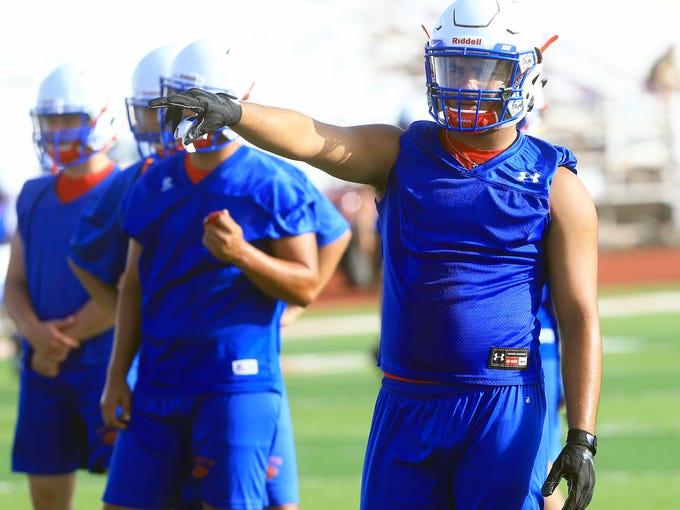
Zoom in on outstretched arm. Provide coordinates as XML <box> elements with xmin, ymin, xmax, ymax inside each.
<box><xmin>235</xmin><ymin>102</ymin><xmax>401</xmax><ymax>193</ymax></box>
<box><xmin>150</xmin><ymin>89</ymin><xmax>403</xmax><ymax>195</ymax></box>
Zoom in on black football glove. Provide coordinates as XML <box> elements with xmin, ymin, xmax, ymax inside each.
<box><xmin>542</xmin><ymin>429</ymin><xmax>596</xmax><ymax>510</ymax></box>
<box><xmin>148</xmin><ymin>88</ymin><xmax>242</xmax><ymax>145</ymax></box>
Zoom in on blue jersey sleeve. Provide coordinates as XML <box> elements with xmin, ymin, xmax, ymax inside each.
<box><xmin>309</xmin><ymin>187</ymin><xmax>350</xmax><ymax>247</ymax></box>
<box><xmin>275</xmin><ymin>163</ymin><xmax>350</xmax><ymax>246</ymax></box>
<box><xmin>120</xmin><ymin>147</ymin><xmax>321</xmax><ymax>395</ymax></box>
<box><xmin>69</xmin><ymin>161</ymin><xmax>146</xmax><ymax>284</ymax></box>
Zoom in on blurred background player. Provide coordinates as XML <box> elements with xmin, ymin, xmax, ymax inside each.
<box><xmin>100</xmin><ymin>38</ymin><xmax>347</xmax><ymax>510</ymax></box>
<box><xmin>68</xmin><ymin>44</ymin><xmax>181</xmax><ymax>321</ymax></box>
<box><xmin>69</xmin><ymin>40</ymin><xmax>349</xmax><ymax>510</ymax></box>
<box><xmin>4</xmin><ymin>62</ymin><xmax>122</xmax><ymax>510</ymax></box>
<box><xmin>645</xmin><ymin>44</ymin><xmax>680</xmax><ymax>98</ymax></box>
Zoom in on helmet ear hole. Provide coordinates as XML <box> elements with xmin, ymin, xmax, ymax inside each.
<box><xmin>535</xmin><ymin>47</ymin><xmax>544</xmax><ymax>64</ymax></box>
<box><xmin>526</xmin><ymin>96</ymin><xmax>535</xmax><ymax>112</ymax></box>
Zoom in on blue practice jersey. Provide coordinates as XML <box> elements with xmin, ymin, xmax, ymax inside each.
<box><xmin>123</xmin><ymin>149</ymin><xmax>317</xmax><ymax>395</ymax></box>
<box><xmin>69</xmin><ymin>159</ymin><xmax>152</xmax><ymax>285</ymax></box>
<box><xmin>377</xmin><ymin>121</ymin><xmax>577</xmax><ymax>385</ymax></box>
<box><xmin>282</xmin><ymin>165</ymin><xmax>349</xmax><ymax>247</ymax></box>
<box><xmin>16</xmin><ymin>172</ymin><xmax>119</xmax><ymax>368</ymax></box>
<box><xmin>70</xmin><ymin>158</ymin><xmax>347</xmax><ymax>284</ymax></box>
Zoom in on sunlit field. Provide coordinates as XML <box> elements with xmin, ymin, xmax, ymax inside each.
<box><xmin>0</xmin><ymin>285</ymin><xmax>678</xmax><ymax>509</ymax></box>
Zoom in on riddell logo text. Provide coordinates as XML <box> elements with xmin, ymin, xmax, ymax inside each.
<box><xmin>452</xmin><ymin>37</ymin><xmax>483</xmax><ymax>45</ymax></box>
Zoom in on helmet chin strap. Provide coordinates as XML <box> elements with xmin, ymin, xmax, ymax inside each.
<box><xmin>446</xmin><ymin>108</ymin><xmax>499</xmax><ymax>131</ymax></box>
<box><xmin>52</xmin><ymin>140</ymin><xmax>91</xmax><ymax>170</ymax></box>
<box><xmin>193</xmin><ymin>129</ymin><xmax>239</xmax><ymax>152</ymax></box>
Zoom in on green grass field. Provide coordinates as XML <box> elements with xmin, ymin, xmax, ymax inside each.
<box><xmin>0</xmin><ymin>286</ymin><xmax>678</xmax><ymax>509</ymax></box>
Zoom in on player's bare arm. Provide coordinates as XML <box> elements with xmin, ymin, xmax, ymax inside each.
<box><xmin>547</xmin><ymin>166</ymin><xmax>602</xmax><ymax>434</ymax></box>
<box><xmin>3</xmin><ymin>232</ymin><xmax>79</xmax><ymax>361</ymax></box>
<box><xmin>150</xmin><ymin>92</ymin><xmax>403</xmax><ymax>195</ymax></box>
<box><xmin>203</xmin><ymin>210</ymin><xmax>319</xmax><ymax>306</ymax></box>
<box><xmin>68</xmin><ymin>257</ymin><xmax>119</xmax><ymax>318</ymax></box>
<box><xmin>236</xmin><ymin>102</ymin><xmax>402</xmax><ymax>193</ymax></box>
<box><xmin>281</xmin><ymin>228</ymin><xmax>352</xmax><ymax>327</ymax></box>
<box><xmin>60</xmin><ymin>297</ymin><xmax>115</xmax><ymax>343</ymax></box>
<box><xmin>101</xmin><ymin>240</ymin><xmax>143</xmax><ymax>429</ymax></box>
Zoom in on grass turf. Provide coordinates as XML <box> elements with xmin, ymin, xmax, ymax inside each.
<box><xmin>0</xmin><ymin>289</ymin><xmax>678</xmax><ymax>509</ymax></box>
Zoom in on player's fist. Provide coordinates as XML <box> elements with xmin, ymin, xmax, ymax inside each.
<box><xmin>203</xmin><ymin>210</ymin><xmax>223</xmax><ymax>227</ymax></box>
<box><xmin>202</xmin><ymin>209</ymin><xmax>245</xmax><ymax>264</ymax></box>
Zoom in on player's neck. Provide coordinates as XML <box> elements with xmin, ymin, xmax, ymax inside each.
<box><xmin>187</xmin><ymin>140</ymin><xmax>242</xmax><ymax>171</ymax></box>
<box><xmin>445</xmin><ymin>126</ymin><xmax>518</xmax><ymax>152</ymax></box>
<box><xmin>61</xmin><ymin>152</ymin><xmax>114</xmax><ymax>178</ymax></box>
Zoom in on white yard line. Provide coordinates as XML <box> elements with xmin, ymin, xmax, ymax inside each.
<box><xmin>279</xmin><ymin>292</ymin><xmax>679</xmax><ymax>374</ymax></box>
<box><xmin>0</xmin><ymin>291</ymin><xmax>677</xmax><ymax>364</ymax></box>
<box><xmin>283</xmin><ymin>291</ymin><xmax>680</xmax><ymax>341</ymax></box>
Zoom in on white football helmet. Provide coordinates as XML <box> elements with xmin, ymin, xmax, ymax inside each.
<box><xmin>30</xmin><ymin>62</ymin><xmax>119</xmax><ymax>170</ymax></box>
<box><xmin>126</xmin><ymin>45</ymin><xmax>180</xmax><ymax>159</ymax></box>
<box><xmin>159</xmin><ymin>38</ymin><xmax>254</xmax><ymax>153</ymax></box>
<box><xmin>425</xmin><ymin>0</ymin><xmax>544</xmax><ymax>132</ymax></box>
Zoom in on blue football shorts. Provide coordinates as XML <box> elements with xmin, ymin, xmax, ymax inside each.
<box><xmin>103</xmin><ymin>390</ymin><xmax>281</xmax><ymax>509</ymax></box>
<box><xmin>12</xmin><ymin>360</ymin><xmax>116</xmax><ymax>475</ymax></box>
<box><xmin>360</xmin><ymin>377</ymin><xmax>548</xmax><ymax>510</ymax></box>
<box><xmin>181</xmin><ymin>386</ymin><xmax>300</xmax><ymax>508</ymax></box>
<box><xmin>264</xmin><ymin>386</ymin><xmax>299</xmax><ymax>507</ymax></box>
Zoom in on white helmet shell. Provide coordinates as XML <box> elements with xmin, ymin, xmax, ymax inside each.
<box><xmin>160</xmin><ymin>38</ymin><xmax>252</xmax><ymax>152</ymax></box>
<box><xmin>31</xmin><ymin>62</ymin><xmax>120</xmax><ymax>168</ymax></box>
<box><xmin>163</xmin><ymin>38</ymin><xmax>251</xmax><ymax>99</ymax></box>
<box><xmin>126</xmin><ymin>45</ymin><xmax>181</xmax><ymax>158</ymax></box>
<box><xmin>425</xmin><ymin>0</ymin><xmax>544</xmax><ymax>132</ymax></box>
<box><xmin>131</xmin><ymin>45</ymin><xmax>181</xmax><ymax>101</ymax></box>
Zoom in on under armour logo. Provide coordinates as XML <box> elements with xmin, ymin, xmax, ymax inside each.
<box><xmin>161</xmin><ymin>177</ymin><xmax>174</xmax><ymax>191</ymax></box>
<box><xmin>517</xmin><ymin>171</ymin><xmax>541</xmax><ymax>183</ymax></box>
<box><xmin>487</xmin><ymin>347</ymin><xmax>529</xmax><ymax>370</ymax></box>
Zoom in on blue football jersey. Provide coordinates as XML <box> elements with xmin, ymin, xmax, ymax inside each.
<box><xmin>69</xmin><ymin>159</ymin><xmax>152</xmax><ymax>285</ymax></box>
<box><xmin>123</xmin><ymin>149</ymin><xmax>317</xmax><ymax>395</ymax></box>
<box><xmin>16</xmin><ymin>171</ymin><xmax>119</xmax><ymax>369</ymax></box>
<box><xmin>283</xmin><ymin>165</ymin><xmax>349</xmax><ymax>247</ymax></box>
<box><xmin>377</xmin><ymin>121</ymin><xmax>577</xmax><ymax>385</ymax></box>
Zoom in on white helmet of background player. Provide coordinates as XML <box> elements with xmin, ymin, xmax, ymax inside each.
<box><xmin>425</xmin><ymin>0</ymin><xmax>545</xmax><ymax>132</ymax></box>
<box><xmin>160</xmin><ymin>38</ymin><xmax>254</xmax><ymax>153</ymax></box>
<box><xmin>126</xmin><ymin>45</ymin><xmax>180</xmax><ymax>159</ymax></box>
<box><xmin>30</xmin><ymin>62</ymin><xmax>119</xmax><ymax>171</ymax></box>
